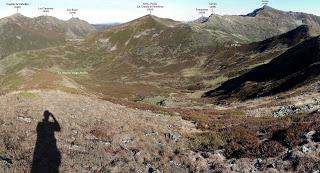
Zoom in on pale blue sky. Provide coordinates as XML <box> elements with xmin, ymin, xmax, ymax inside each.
<box><xmin>0</xmin><ymin>0</ymin><xmax>319</xmax><ymax>23</ymax></box>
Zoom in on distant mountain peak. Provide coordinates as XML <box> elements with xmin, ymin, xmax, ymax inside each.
<box><xmin>245</xmin><ymin>5</ymin><xmax>280</xmax><ymax>17</ymax></box>
<box><xmin>6</xmin><ymin>13</ymin><xmax>29</xmax><ymax>20</ymax></box>
<box><xmin>136</xmin><ymin>14</ymin><xmax>159</xmax><ymax>21</ymax></box>
<box><xmin>9</xmin><ymin>13</ymin><xmax>25</xmax><ymax>17</ymax></box>
<box><xmin>195</xmin><ymin>16</ymin><xmax>209</xmax><ymax>23</ymax></box>
<box><xmin>262</xmin><ymin>5</ymin><xmax>273</xmax><ymax>9</ymax></box>
<box><xmin>68</xmin><ymin>17</ymin><xmax>82</xmax><ymax>22</ymax></box>
<box><xmin>124</xmin><ymin>14</ymin><xmax>178</xmax><ymax>28</ymax></box>
<box><xmin>67</xmin><ymin>17</ymin><xmax>95</xmax><ymax>27</ymax></box>
<box><xmin>36</xmin><ymin>15</ymin><xmax>59</xmax><ymax>20</ymax></box>
<box><xmin>34</xmin><ymin>15</ymin><xmax>62</xmax><ymax>24</ymax></box>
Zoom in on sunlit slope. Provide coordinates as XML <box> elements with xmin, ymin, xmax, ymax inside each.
<box><xmin>0</xmin><ymin>15</ymin><xmax>243</xmax><ymax>97</ymax></box>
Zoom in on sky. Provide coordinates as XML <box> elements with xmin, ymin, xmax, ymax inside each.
<box><xmin>0</xmin><ymin>0</ymin><xmax>319</xmax><ymax>24</ymax></box>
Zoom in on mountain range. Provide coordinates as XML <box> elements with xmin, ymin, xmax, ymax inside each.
<box><xmin>0</xmin><ymin>6</ymin><xmax>319</xmax><ymax>101</ymax></box>
<box><xmin>0</xmin><ymin>13</ymin><xmax>95</xmax><ymax>58</ymax></box>
<box><xmin>198</xmin><ymin>5</ymin><xmax>320</xmax><ymax>42</ymax></box>
<box><xmin>1</xmin><ymin>6</ymin><xmax>320</xmax><ymax>173</ymax></box>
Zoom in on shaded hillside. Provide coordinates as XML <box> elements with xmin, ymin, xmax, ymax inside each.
<box><xmin>199</xmin><ymin>25</ymin><xmax>315</xmax><ymax>88</ymax></box>
<box><xmin>204</xmin><ymin>35</ymin><xmax>320</xmax><ymax>101</ymax></box>
<box><xmin>0</xmin><ymin>14</ymin><xmax>95</xmax><ymax>58</ymax></box>
<box><xmin>246</xmin><ymin>25</ymin><xmax>313</xmax><ymax>52</ymax></box>
<box><xmin>198</xmin><ymin>6</ymin><xmax>320</xmax><ymax>42</ymax></box>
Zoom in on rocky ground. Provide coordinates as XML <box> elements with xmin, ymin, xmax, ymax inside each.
<box><xmin>0</xmin><ymin>90</ymin><xmax>319</xmax><ymax>173</ymax></box>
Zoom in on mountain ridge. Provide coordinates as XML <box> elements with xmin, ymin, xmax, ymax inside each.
<box><xmin>196</xmin><ymin>6</ymin><xmax>320</xmax><ymax>42</ymax></box>
<box><xmin>244</xmin><ymin>5</ymin><xmax>282</xmax><ymax>17</ymax></box>
<box><xmin>0</xmin><ymin>13</ymin><xmax>96</xmax><ymax>57</ymax></box>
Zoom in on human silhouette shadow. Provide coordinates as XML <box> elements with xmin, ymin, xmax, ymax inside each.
<box><xmin>31</xmin><ymin>110</ymin><xmax>61</xmax><ymax>173</ymax></box>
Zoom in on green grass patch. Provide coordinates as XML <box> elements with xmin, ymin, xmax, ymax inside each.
<box><xmin>0</xmin><ymin>73</ymin><xmax>23</xmax><ymax>90</ymax></box>
<box><xmin>17</xmin><ymin>91</ymin><xmax>36</xmax><ymax>98</ymax></box>
<box><xmin>190</xmin><ymin>132</ymin><xmax>225</xmax><ymax>152</ymax></box>
<box><xmin>226</xmin><ymin>109</ymin><xmax>246</xmax><ymax>117</ymax></box>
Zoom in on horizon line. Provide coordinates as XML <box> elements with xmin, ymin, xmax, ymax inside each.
<box><xmin>1</xmin><ymin>5</ymin><xmax>319</xmax><ymax>25</ymax></box>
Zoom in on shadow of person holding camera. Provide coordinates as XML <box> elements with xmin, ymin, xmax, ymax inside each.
<box><xmin>31</xmin><ymin>110</ymin><xmax>61</xmax><ymax>173</ymax></box>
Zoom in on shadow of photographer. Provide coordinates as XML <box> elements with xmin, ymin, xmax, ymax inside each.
<box><xmin>31</xmin><ymin>110</ymin><xmax>61</xmax><ymax>173</ymax></box>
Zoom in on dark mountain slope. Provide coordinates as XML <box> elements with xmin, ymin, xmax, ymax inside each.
<box><xmin>203</xmin><ymin>35</ymin><xmax>320</xmax><ymax>100</ymax></box>
<box><xmin>201</xmin><ymin>25</ymin><xmax>315</xmax><ymax>83</ymax></box>
<box><xmin>245</xmin><ymin>25</ymin><xmax>314</xmax><ymax>52</ymax></box>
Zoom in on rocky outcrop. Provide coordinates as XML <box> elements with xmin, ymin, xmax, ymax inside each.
<box><xmin>273</xmin><ymin>99</ymin><xmax>320</xmax><ymax>117</ymax></box>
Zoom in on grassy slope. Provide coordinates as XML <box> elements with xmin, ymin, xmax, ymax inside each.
<box><xmin>0</xmin><ymin>14</ymin><xmax>298</xmax><ymax>101</ymax></box>
<box><xmin>0</xmin><ymin>22</ymin><xmax>65</xmax><ymax>58</ymax></box>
